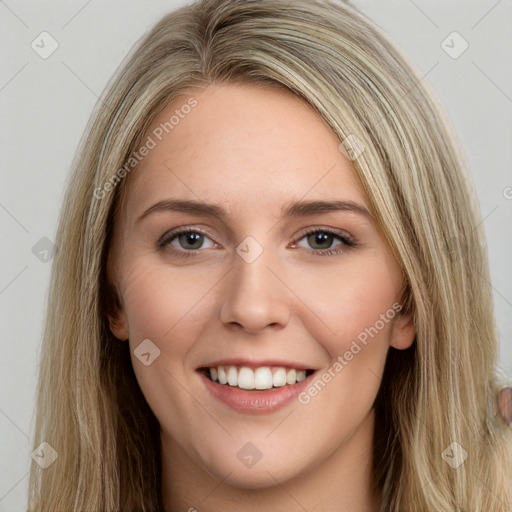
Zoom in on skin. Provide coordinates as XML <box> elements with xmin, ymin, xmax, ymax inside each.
<box><xmin>107</xmin><ymin>82</ymin><xmax>415</xmax><ymax>512</ymax></box>
<box><xmin>498</xmin><ymin>387</ymin><xmax>512</xmax><ymax>426</ymax></box>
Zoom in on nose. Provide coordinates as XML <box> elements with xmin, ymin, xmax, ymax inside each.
<box><xmin>219</xmin><ymin>248</ymin><xmax>291</xmax><ymax>334</ymax></box>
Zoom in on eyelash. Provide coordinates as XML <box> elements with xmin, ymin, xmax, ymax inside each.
<box><xmin>157</xmin><ymin>226</ymin><xmax>357</xmax><ymax>259</ymax></box>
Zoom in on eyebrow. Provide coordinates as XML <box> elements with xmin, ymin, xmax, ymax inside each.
<box><xmin>137</xmin><ymin>198</ymin><xmax>372</xmax><ymax>223</ymax></box>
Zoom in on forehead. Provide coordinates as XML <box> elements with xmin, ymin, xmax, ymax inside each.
<box><xmin>122</xmin><ymin>82</ymin><xmax>367</xmax><ymax>219</ymax></box>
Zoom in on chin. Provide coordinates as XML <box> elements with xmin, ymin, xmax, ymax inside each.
<box><xmin>208</xmin><ymin>464</ymin><xmax>301</xmax><ymax>490</ymax></box>
<box><xmin>193</xmin><ymin>443</ymin><xmax>312</xmax><ymax>490</ymax></box>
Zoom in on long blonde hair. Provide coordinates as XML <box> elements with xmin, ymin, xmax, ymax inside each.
<box><xmin>28</xmin><ymin>0</ymin><xmax>512</xmax><ymax>510</ymax></box>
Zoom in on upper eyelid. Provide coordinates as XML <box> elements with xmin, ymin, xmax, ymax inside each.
<box><xmin>299</xmin><ymin>226</ymin><xmax>353</xmax><ymax>240</ymax></box>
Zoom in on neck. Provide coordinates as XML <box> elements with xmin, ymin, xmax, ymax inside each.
<box><xmin>161</xmin><ymin>409</ymin><xmax>380</xmax><ymax>512</ymax></box>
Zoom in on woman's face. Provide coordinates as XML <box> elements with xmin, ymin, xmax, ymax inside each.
<box><xmin>107</xmin><ymin>83</ymin><xmax>414</xmax><ymax>490</ymax></box>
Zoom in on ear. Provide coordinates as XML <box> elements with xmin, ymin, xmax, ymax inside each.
<box><xmin>108</xmin><ymin>309</ymin><xmax>129</xmax><ymax>341</ymax></box>
<box><xmin>105</xmin><ymin>281</ymin><xmax>129</xmax><ymax>341</ymax></box>
<box><xmin>389</xmin><ymin>310</ymin><xmax>415</xmax><ymax>350</ymax></box>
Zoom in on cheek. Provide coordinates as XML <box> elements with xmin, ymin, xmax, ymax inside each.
<box><xmin>117</xmin><ymin>258</ymin><xmax>214</xmax><ymax>434</ymax></box>
<box><xmin>290</xmin><ymin>257</ymin><xmax>402</xmax><ymax>359</ymax></box>
<box><xmin>292</xmin><ymin>263</ymin><xmax>397</xmax><ymax>438</ymax></box>
<box><xmin>119</xmin><ymin>257</ymin><xmax>214</xmax><ymax>343</ymax></box>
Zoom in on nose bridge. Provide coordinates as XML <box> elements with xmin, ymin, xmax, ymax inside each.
<box><xmin>219</xmin><ymin>236</ymin><xmax>290</xmax><ymax>332</ymax></box>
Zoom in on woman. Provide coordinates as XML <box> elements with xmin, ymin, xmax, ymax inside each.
<box><xmin>28</xmin><ymin>0</ymin><xmax>512</xmax><ymax>510</ymax></box>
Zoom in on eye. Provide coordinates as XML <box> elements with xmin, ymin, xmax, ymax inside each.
<box><xmin>158</xmin><ymin>228</ymin><xmax>216</xmax><ymax>255</ymax></box>
<box><xmin>158</xmin><ymin>226</ymin><xmax>356</xmax><ymax>258</ymax></box>
<box><xmin>293</xmin><ymin>228</ymin><xmax>356</xmax><ymax>256</ymax></box>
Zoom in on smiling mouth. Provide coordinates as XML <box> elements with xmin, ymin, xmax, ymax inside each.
<box><xmin>200</xmin><ymin>365</ymin><xmax>315</xmax><ymax>391</ymax></box>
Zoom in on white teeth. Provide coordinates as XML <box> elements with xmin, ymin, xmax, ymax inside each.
<box><xmin>254</xmin><ymin>367</ymin><xmax>273</xmax><ymax>390</ymax></box>
<box><xmin>238</xmin><ymin>367</ymin><xmax>255</xmax><ymax>390</ymax></box>
<box><xmin>272</xmin><ymin>368</ymin><xmax>287</xmax><ymax>387</ymax></box>
<box><xmin>217</xmin><ymin>366</ymin><xmax>227</xmax><ymax>385</ymax></box>
<box><xmin>296</xmin><ymin>370</ymin><xmax>306</xmax><ymax>382</ymax></box>
<box><xmin>227</xmin><ymin>366</ymin><xmax>238</xmax><ymax>386</ymax></box>
<box><xmin>207</xmin><ymin>365</ymin><xmax>311</xmax><ymax>389</ymax></box>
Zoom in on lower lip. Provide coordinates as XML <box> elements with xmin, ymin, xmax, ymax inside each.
<box><xmin>199</xmin><ymin>371</ymin><xmax>315</xmax><ymax>415</ymax></box>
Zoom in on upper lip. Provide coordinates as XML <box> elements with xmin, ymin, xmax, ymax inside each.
<box><xmin>197</xmin><ymin>358</ymin><xmax>316</xmax><ymax>371</ymax></box>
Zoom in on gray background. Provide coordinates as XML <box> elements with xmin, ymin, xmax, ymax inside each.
<box><xmin>0</xmin><ymin>1</ymin><xmax>511</xmax><ymax>510</ymax></box>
